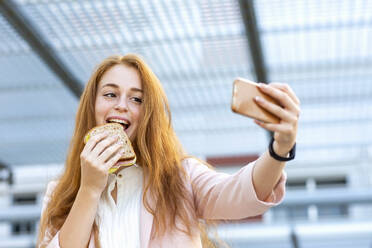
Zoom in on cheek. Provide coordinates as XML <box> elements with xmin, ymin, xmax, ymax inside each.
<box><xmin>130</xmin><ymin>106</ymin><xmax>142</xmax><ymax>128</ymax></box>
<box><xmin>95</xmin><ymin>99</ymin><xmax>110</xmax><ymax>123</ymax></box>
<box><xmin>133</xmin><ymin>106</ymin><xmax>143</xmax><ymax>121</ymax></box>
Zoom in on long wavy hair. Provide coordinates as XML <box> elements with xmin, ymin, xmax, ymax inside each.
<box><xmin>37</xmin><ymin>54</ymin><xmax>225</xmax><ymax>248</ymax></box>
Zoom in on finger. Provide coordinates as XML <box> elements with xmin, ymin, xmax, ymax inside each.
<box><xmin>254</xmin><ymin>96</ymin><xmax>297</xmax><ymax>123</ymax></box>
<box><xmin>104</xmin><ymin>150</ymin><xmax>124</xmax><ymax>171</ymax></box>
<box><xmin>258</xmin><ymin>83</ymin><xmax>299</xmax><ymax>113</ymax></box>
<box><xmin>254</xmin><ymin>119</ymin><xmax>292</xmax><ymax>134</ymax></box>
<box><xmin>99</xmin><ymin>143</ymin><xmax>123</xmax><ymax>163</ymax></box>
<box><xmin>91</xmin><ymin>135</ymin><xmax>119</xmax><ymax>158</ymax></box>
<box><xmin>269</xmin><ymin>83</ymin><xmax>300</xmax><ymax>105</ymax></box>
<box><xmin>82</xmin><ymin>132</ymin><xmax>109</xmax><ymax>155</ymax></box>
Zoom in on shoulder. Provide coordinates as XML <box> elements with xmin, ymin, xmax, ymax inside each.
<box><xmin>181</xmin><ymin>157</ymin><xmax>216</xmax><ymax>177</ymax></box>
<box><xmin>46</xmin><ymin>180</ymin><xmax>59</xmax><ymax>193</ymax></box>
<box><xmin>43</xmin><ymin>180</ymin><xmax>60</xmax><ymax>201</ymax></box>
<box><xmin>41</xmin><ymin>180</ymin><xmax>59</xmax><ymax>214</ymax></box>
<box><xmin>181</xmin><ymin>157</ymin><xmax>207</xmax><ymax>170</ymax></box>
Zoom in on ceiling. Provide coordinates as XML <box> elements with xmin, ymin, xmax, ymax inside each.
<box><xmin>0</xmin><ymin>0</ymin><xmax>371</xmax><ymax>166</ymax></box>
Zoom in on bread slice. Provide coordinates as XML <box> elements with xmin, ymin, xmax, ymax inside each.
<box><xmin>84</xmin><ymin>123</ymin><xmax>136</xmax><ymax>173</ymax></box>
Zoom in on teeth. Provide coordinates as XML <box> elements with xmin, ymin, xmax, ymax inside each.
<box><xmin>107</xmin><ymin>118</ymin><xmax>128</xmax><ymax>125</ymax></box>
<box><xmin>107</xmin><ymin>119</ymin><xmax>130</xmax><ymax>130</ymax></box>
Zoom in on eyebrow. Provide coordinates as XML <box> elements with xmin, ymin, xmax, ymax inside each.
<box><xmin>101</xmin><ymin>83</ymin><xmax>143</xmax><ymax>93</ymax></box>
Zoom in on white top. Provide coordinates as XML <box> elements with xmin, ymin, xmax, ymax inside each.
<box><xmin>95</xmin><ymin>164</ymin><xmax>143</xmax><ymax>248</ymax></box>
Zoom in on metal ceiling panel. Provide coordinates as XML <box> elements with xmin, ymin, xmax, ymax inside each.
<box><xmin>0</xmin><ymin>11</ymin><xmax>77</xmax><ymax>166</ymax></box>
<box><xmin>1</xmin><ymin>0</ymin><xmax>371</xmax><ymax>166</ymax></box>
<box><xmin>8</xmin><ymin>0</ymin><xmax>258</xmax><ymax>161</ymax></box>
<box><xmin>253</xmin><ymin>0</ymin><xmax>372</xmax><ymax>157</ymax></box>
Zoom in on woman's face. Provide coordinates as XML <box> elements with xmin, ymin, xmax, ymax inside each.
<box><xmin>95</xmin><ymin>64</ymin><xmax>143</xmax><ymax>141</ymax></box>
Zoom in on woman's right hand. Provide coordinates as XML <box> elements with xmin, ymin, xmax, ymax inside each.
<box><xmin>79</xmin><ymin>132</ymin><xmax>124</xmax><ymax>195</ymax></box>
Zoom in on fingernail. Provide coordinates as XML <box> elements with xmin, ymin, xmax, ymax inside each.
<box><xmin>255</xmin><ymin>96</ymin><xmax>261</xmax><ymax>101</ymax></box>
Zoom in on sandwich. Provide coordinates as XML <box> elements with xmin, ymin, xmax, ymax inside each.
<box><xmin>84</xmin><ymin>123</ymin><xmax>136</xmax><ymax>173</ymax></box>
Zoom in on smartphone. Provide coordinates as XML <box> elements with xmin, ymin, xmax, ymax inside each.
<box><xmin>231</xmin><ymin>77</ymin><xmax>280</xmax><ymax>124</ymax></box>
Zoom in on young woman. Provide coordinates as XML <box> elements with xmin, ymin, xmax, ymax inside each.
<box><xmin>37</xmin><ymin>54</ymin><xmax>300</xmax><ymax>248</ymax></box>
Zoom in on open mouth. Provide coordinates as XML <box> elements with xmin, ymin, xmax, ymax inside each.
<box><xmin>106</xmin><ymin>119</ymin><xmax>130</xmax><ymax>131</ymax></box>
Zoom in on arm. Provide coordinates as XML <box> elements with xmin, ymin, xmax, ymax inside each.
<box><xmin>186</xmin><ymin>83</ymin><xmax>299</xmax><ymax>220</ymax></box>
<box><xmin>252</xmin><ymin>149</ymin><xmax>286</xmax><ymax>202</ymax></box>
<box><xmin>39</xmin><ymin>181</ymin><xmax>98</xmax><ymax>248</ymax></box>
<box><xmin>252</xmin><ymin>82</ymin><xmax>300</xmax><ymax>201</ymax></box>
<box><xmin>58</xmin><ymin>187</ymin><xmax>100</xmax><ymax>248</ymax></box>
<box><xmin>184</xmin><ymin>158</ymin><xmax>286</xmax><ymax>220</ymax></box>
<box><xmin>60</xmin><ymin>132</ymin><xmax>124</xmax><ymax>247</ymax></box>
<box><xmin>41</xmin><ymin>132</ymin><xmax>125</xmax><ymax>247</ymax></box>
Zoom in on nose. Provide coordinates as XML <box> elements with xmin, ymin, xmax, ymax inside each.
<box><xmin>114</xmin><ymin>97</ymin><xmax>129</xmax><ymax>111</ymax></box>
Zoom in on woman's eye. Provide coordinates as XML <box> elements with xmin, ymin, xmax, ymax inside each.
<box><xmin>104</xmin><ymin>93</ymin><xmax>116</xmax><ymax>98</ymax></box>
<box><xmin>132</xmin><ymin>97</ymin><xmax>143</xmax><ymax>103</ymax></box>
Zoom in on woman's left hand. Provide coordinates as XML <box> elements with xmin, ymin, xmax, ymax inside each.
<box><xmin>254</xmin><ymin>82</ymin><xmax>301</xmax><ymax>156</ymax></box>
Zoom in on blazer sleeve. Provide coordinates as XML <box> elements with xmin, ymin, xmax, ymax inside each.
<box><xmin>183</xmin><ymin>158</ymin><xmax>286</xmax><ymax>220</ymax></box>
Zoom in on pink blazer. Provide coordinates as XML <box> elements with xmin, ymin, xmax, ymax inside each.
<box><xmin>41</xmin><ymin>158</ymin><xmax>286</xmax><ymax>248</ymax></box>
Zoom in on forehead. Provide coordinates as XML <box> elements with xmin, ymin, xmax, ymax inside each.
<box><xmin>98</xmin><ymin>64</ymin><xmax>142</xmax><ymax>91</ymax></box>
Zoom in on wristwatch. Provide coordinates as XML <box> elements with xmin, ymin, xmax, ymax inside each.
<box><xmin>268</xmin><ymin>137</ymin><xmax>296</xmax><ymax>162</ymax></box>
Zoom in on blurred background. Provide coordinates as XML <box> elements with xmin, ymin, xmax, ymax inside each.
<box><xmin>0</xmin><ymin>0</ymin><xmax>372</xmax><ymax>247</ymax></box>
